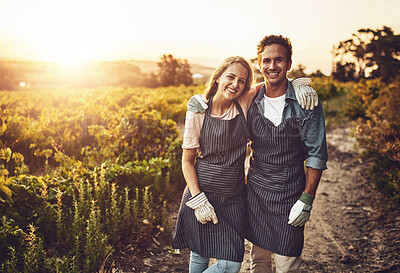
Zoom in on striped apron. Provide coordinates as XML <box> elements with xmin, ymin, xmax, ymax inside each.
<box><xmin>245</xmin><ymin>86</ymin><xmax>307</xmax><ymax>257</ymax></box>
<box><xmin>172</xmin><ymin>97</ymin><xmax>249</xmax><ymax>262</ymax></box>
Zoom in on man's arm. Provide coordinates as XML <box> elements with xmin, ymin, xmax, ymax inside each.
<box><xmin>287</xmin><ymin>167</ymin><xmax>324</xmax><ymax>227</ymax></box>
<box><xmin>288</xmin><ymin>99</ymin><xmax>327</xmax><ymax>227</ymax></box>
<box><xmin>305</xmin><ymin>167</ymin><xmax>323</xmax><ymax>196</ymax></box>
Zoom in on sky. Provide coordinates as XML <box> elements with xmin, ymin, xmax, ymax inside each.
<box><xmin>0</xmin><ymin>0</ymin><xmax>399</xmax><ymax>75</ymax></box>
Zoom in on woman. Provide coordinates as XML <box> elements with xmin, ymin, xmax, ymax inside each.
<box><xmin>172</xmin><ymin>56</ymin><xmax>253</xmax><ymax>273</ymax></box>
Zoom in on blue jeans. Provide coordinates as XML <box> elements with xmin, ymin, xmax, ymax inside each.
<box><xmin>189</xmin><ymin>251</ymin><xmax>242</xmax><ymax>273</ymax></box>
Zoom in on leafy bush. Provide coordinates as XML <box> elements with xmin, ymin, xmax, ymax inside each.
<box><xmin>0</xmin><ymin>84</ymin><xmax>198</xmax><ymax>271</ymax></box>
<box><xmin>346</xmin><ymin>78</ymin><xmax>400</xmax><ymax>207</ymax></box>
<box><xmin>312</xmin><ymin>76</ymin><xmax>353</xmax><ymax>101</ymax></box>
<box><xmin>0</xmin><ymin>85</ymin><xmax>202</xmax><ymax>173</ymax></box>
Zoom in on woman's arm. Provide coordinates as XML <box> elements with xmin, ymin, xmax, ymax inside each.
<box><xmin>182</xmin><ymin>148</ymin><xmax>201</xmax><ymax>196</ymax></box>
<box><xmin>182</xmin><ymin>148</ymin><xmax>218</xmax><ymax>224</ymax></box>
<box><xmin>238</xmin><ymin>82</ymin><xmax>263</xmax><ymax>115</ymax></box>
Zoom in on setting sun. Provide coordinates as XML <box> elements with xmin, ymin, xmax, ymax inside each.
<box><xmin>1</xmin><ymin>0</ymin><xmax>131</xmax><ymax>65</ymax></box>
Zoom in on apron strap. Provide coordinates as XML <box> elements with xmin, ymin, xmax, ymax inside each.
<box><xmin>205</xmin><ymin>95</ymin><xmax>213</xmax><ymax>116</ymax></box>
<box><xmin>233</xmin><ymin>100</ymin><xmax>244</xmax><ymax>116</ymax></box>
<box><xmin>234</xmin><ymin>100</ymin><xmax>250</xmax><ymax>138</ymax></box>
<box><xmin>288</xmin><ymin>98</ymin><xmax>296</xmax><ymax>118</ymax></box>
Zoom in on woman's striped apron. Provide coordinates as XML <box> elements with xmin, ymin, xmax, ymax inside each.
<box><xmin>172</xmin><ymin>97</ymin><xmax>249</xmax><ymax>262</ymax></box>
<box><xmin>245</xmin><ymin>86</ymin><xmax>307</xmax><ymax>257</ymax></box>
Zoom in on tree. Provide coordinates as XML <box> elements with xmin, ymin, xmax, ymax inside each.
<box><xmin>309</xmin><ymin>69</ymin><xmax>326</xmax><ymax>78</ymax></box>
<box><xmin>362</xmin><ymin>26</ymin><xmax>400</xmax><ymax>81</ymax></box>
<box><xmin>176</xmin><ymin>59</ymin><xmax>193</xmax><ymax>86</ymax></box>
<box><xmin>332</xmin><ymin>62</ymin><xmax>356</xmax><ymax>82</ymax></box>
<box><xmin>333</xmin><ymin>26</ymin><xmax>400</xmax><ymax>82</ymax></box>
<box><xmin>287</xmin><ymin>64</ymin><xmax>307</xmax><ymax>78</ymax></box>
<box><xmin>157</xmin><ymin>54</ymin><xmax>193</xmax><ymax>86</ymax></box>
<box><xmin>250</xmin><ymin>57</ymin><xmax>264</xmax><ymax>83</ymax></box>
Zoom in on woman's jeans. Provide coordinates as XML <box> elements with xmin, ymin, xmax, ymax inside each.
<box><xmin>189</xmin><ymin>251</ymin><xmax>242</xmax><ymax>273</ymax></box>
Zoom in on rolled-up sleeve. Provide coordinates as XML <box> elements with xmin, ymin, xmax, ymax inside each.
<box><xmin>303</xmin><ymin>99</ymin><xmax>328</xmax><ymax>170</ymax></box>
<box><xmin>182</xmin><ymin>111</ymin><xmax>204</xmax><ymax>149</ymax></box>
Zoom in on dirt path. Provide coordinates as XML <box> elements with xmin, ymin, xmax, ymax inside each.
<box><xmin>131</xmin><ymin>125</ymin><xmax>400</xmax><ymax>272</ymax></box>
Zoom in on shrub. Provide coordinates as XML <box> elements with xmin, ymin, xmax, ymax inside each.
<box><xmin>348</xmin><ymin>78</ymin><xmax>400</xmax><ymax>207</ymax></box>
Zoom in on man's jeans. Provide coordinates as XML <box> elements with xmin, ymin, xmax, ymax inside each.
<box><xmin>189</xmin><ymin>251</ymin><xmax>242</xmax><ymax>273</ymax></box>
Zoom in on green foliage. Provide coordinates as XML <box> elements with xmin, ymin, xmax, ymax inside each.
<box><xmin>312</xmin><ymin>77</ymin><xmax>353</xmax><ymax>101</ymax></box>
<box><xmin>22</xmin><ymin>224</ymin><xmax>46</xmax><ymax>273</ymax></box>
<box><xmin>1</xmin><ymin>246</ymin><xmax>19</xmax><ymax>273</ymax></box>
<box><xmin>0</xmin><ymin>148</ymin><xmax>180</xmax><ymax>271</ymax></box>
<box><xmin>0</xmin><ymin>216</ymin><xmax>24</xmax><ymax>265</ymax></box>
<box><xmin>0</xmin><ymin>85</ymin><xmax>202</xmax><ymax>172</ymax></box>
<box><xmin>0</xmin><ymin>84</ymin><xmax>197</xmax><ymax>271</ymax></box>
<box><xmin>343</xmin><ymin>78</ymin><xmax>386</xmax><ymax>120</ymax></box>
<box><xmin>369</xmin><ymin>158</ymin><xmax>400</xmax><ymax>207</ymax></box>
<box><xmin>84</xmin><ymin>201</ymin><xmax>113</xmax><ymax>272</ymax></box>
<box><xmin>346</xmin><ymin>78</ymin><xmax>400</xmax><ymax>208</ymax></box>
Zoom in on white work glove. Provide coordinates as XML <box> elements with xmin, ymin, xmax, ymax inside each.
<box><xmin>288</xmin><ymin>192</ymin><xmax>315</xmax><ymax>227</ymax></box>
<box><xmin>291</xmin><ymin>77</ymin><xmax>319</xmax><ymax>110</ymax></box>
<box><xmin>187</xmin><ymin>94</ymin><xmax>208</xmax><ymax>113</ymax></box>
<box><xmin>185</xmin><ymin>192</ymin><xmax>218</xmax><ymax>224</ymax></box>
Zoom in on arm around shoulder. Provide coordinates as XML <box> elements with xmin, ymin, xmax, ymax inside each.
<box><xmin>238</xmin><ymin>82</ymin><xmax>263</xmax><ymax>113</ymax></box>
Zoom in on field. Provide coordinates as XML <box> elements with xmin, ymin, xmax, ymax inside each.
<box><xmin>0</xmin><ymin>76</ymin><xmax>399</xmax><ymax>272</ymax></box>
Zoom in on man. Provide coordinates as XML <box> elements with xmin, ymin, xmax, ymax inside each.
<box><xmin>245</xmin><ymin>35</ymin><xmax>327</xmax><ymax>272</ymax></box>
<box><xmin>187</xmin><ymin>35</ymin><xmax>327</xmax><ymax>272</ymax></box>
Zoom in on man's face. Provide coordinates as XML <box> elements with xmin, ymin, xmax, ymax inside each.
<box><xmin>259</xmin><ymin>44</ymin><xmax>292</xmax><ymax>87</ymax></box>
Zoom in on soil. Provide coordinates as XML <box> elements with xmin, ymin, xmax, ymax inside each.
<box><xmin>112</xmin><ymin>124</ymin><xmax>400</xmax><ymax>273</ymax></box>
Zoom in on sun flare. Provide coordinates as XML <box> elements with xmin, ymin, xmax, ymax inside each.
<box><xmin>2</xmin><ymin>0</ymin><xmax>130</xmax><ymax>67</ymax></box>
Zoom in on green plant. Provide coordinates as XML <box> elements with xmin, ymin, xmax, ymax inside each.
<box><xmin>1</xmin><ymin>246</ymin><xmax>19</xmax><ymax>273</ymax></box>
<box><xmin>0</xmin><ymin>84</ymin><xmax>198</xmax><ymax>270</ymax></box>
<box><xmin>22</xmin><ymin>224</ymin><xmax>45</xmax><ymax>273</ymax></box>
<box><xmin>350</xmin><ymin>78</ymin><xmax>400</xmax><ymax>208</ymax></box>
<box><xmin>84</xmin><ymin>200</ymin><xmax>113</xmax><ymax>273</ymax></box>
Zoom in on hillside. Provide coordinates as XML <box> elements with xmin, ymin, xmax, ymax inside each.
<box><xmin>0</xmin><ymin>59</ymin><xmax>215</xmax><ymax>90</ymax></box>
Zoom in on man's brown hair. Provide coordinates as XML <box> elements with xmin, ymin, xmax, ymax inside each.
<box><xmin>257</xmin><ymin>35</ymin><xmax>293</xmax><ymax>63</ymax></box>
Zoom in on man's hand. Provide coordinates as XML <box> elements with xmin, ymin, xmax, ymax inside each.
<box><xmin>185</xmin><ymin>192</ymin><xmax>218</xmax><ymax>224</ymax></box>
<box><xmin>288</xmin><ymin>192</ymin><xmax>315</xmax><ymax>227</ymax></box>
<box><xmin>291</xmin><ymin>77</ymin><xmax>319</xmax><ymax>110</ymax></box>
<box><xmin>187</xmin><ymin>94</ymin><xmax>208</xmax><ymax>113</ymax></box>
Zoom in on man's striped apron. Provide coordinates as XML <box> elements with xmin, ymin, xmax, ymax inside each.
<box><xmin>245</xmin><ymin>86</ymin><xmax>307</xmax><ymax>257</ymax></box>
<box><xmin>172</xmin><ymin>98</ymin><xmax>249</xmax><ymax>262</ymax></box>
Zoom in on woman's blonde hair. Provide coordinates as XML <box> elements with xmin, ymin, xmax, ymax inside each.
<box><xmin>203</xmin><ymin>56</ymin><xmax>254</xmax><ymax>100</ymax></box>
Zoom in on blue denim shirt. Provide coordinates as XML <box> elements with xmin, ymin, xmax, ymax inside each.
<box><xmin>257</xmin><ymin>80</ymin><xmax>328</xmax><ymax>170</ymax></box>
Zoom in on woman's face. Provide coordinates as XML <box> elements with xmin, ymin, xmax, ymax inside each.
<box><xmin>216</xmin><ymin>63</ymin><xmax>248</xmax><ymax>101</ymax></box>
